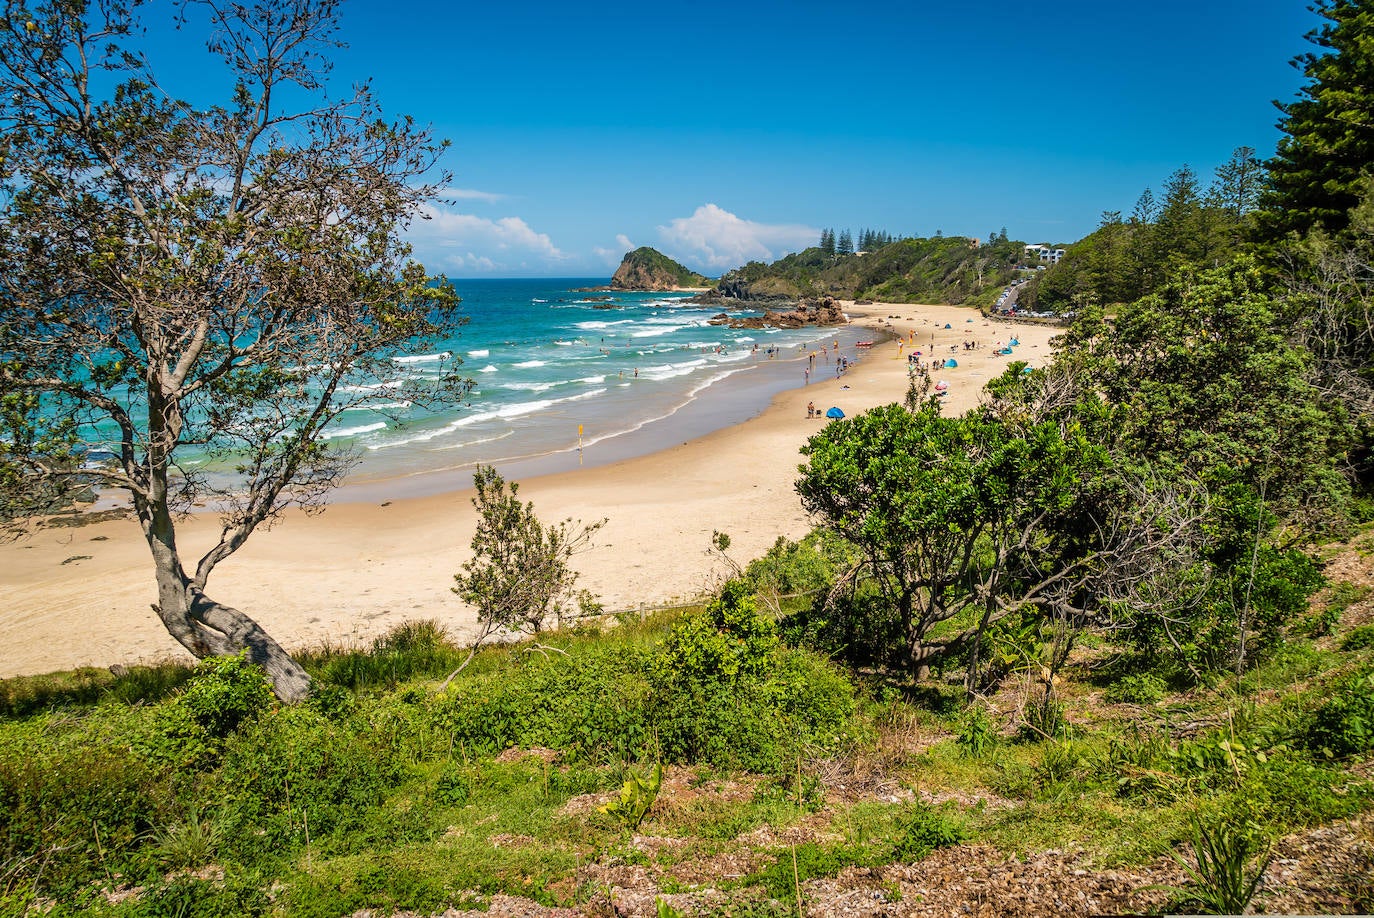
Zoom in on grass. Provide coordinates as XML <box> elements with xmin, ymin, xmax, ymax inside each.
<box><xmin>1</xmin><ymin>608</ymin><xmax>1372</xmax><ymax>915</ymax></box>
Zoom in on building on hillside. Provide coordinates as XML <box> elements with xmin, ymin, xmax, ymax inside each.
<box><xmin>1023</xmin><ymin>243</ymin><xmax>1066</xmax><ymax>264</ymax></box>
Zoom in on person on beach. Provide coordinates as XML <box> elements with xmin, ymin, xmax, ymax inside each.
<box><xmin>807</xmin><ymin>401</ymin><xmax>815</xmax><ymax>418</ymax></box>
<box><xmin>804</xmin><ymin>367</ymin><xmax>810</xmax><ymax>384</ymax></box>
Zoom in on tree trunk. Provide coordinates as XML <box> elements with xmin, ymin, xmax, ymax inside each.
<box><xmin>152</xmin><ymin>584</ymin><xmax>313</xmax><ymax>703</ymax></box>
<box><xmin>909</xmin><ymin>638</ymin><xmax>938</xmax><ymax>682</ymax></box>
<box><xmin>143</xmin><ymin>510</ymin><xmax>312</xmax><ymax>703</ymax></box>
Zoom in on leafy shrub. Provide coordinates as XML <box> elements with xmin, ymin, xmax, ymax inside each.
<box><xmin>956</xmin><ymin>705</ymin><xmax>997</xmax><ymax>757</ymax></box>
<box><xmin>433</xmin><ymin>582</ymin><xmax>855</xmax><ymax>773</ymax></box>
<box><xmin>432</xmin><ymin>644</ymin><xmax>654</xmax><ymax>764</ymax></box>
<box><xmin>176</xmin><ymin>653</ymin><xmax>275</xmax><ymax>737</ymax></box>
<box><xmin>891</xmin><ymin>803</ymin><xmax>967</xmax><ymax>861</ymax></box>
<box><xmin>0</xmin><ymin>721</ymin><xmax>164</xmax><ymax>898</ymax></box>
<box><xmin>1339</xmin><ymin>624</ymin><xmax>1374</xmax><ymax>651</ymax></box>
<box><xmin>1104</xmin><ymin>672</ymin><xmax>1167</xmax><ymax>705</ymax></box>
<box><xmin>654</xmin><ymin>580</ymin><xmax>777</xmax><ymax>685</ymax></box>
<box><xmin>434</xmin><ymin>766</ymin><xmax>471</xmax><ymax>806</ymax></box>
<box><xmin>648</xmin><ymin>584</ymin><xmax>854</xmax><ymax>771</ymax></box>
<box><xmin>743</xmin><ymin>531</ymin><xmax>851</xmax><ymax>598</ymax></box>
<box><xmin>147</xmin><ymin>653</ymin><xmax>274</xmax><ymax>767</ymax></box>
<box><xmin>1302</xmin><ymin>671</ymin><xmax>1374</xmax><ymax>757</ymax></box>
<box><xmin>779</xmin><ymin>586</ymin><xmax>903</xmax><ymax>668</ymax></box>
<box><xmin>213</xmin><ymin>705</ymin><xmax>396</xmax><ymax>865</ymax></box>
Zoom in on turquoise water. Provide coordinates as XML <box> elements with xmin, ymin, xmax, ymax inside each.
<box><xmin>331</xmin><ymin>278</ymin><xmax>873</xmax><ymax>492</ymax></box>
<box><xmin>70</xmin><ymin>278</ymin><xmax>875</xmax><ymax>499</ymax></box>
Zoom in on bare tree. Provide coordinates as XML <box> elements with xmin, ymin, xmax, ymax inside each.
<box><xmin>0</xmin><ymin>0</ymin><xmax>467</xmax><ymax>700</ymax></box>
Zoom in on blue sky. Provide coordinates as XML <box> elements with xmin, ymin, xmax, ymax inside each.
<box><xmin>149</xmin><ymin>0</ymin><xmax>1319</xmax><ymax>277</ymax></box>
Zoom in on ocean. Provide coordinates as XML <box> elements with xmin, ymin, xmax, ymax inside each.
<box><xmin>330</xmin><ymin>278</ymin><xmax>876</xmax><ymax>496</ymax></box>
<box><xmin>72</xmin><ymin>278</ymin><xmax>877</xmax><ymax>502</ymax></box>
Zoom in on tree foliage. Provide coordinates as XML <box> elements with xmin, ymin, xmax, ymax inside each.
<box><xmin>1260</xmin><ymin>0</ymin><xmax>1374</xmax><ymax>242</ymax></box>
<box><xmin>452</xmin><ymin>465</ymin><xmax>606</xmax><ymax>645</ymax></box>
<box><xmin>795</xmin><ymin>399</ymin><xmax>1106</xmax><ymax>681</ymax></box>
<box><xmin>0</xmin><ymin>0</ymin><xmax>466</xmax><ymax>700</ymax></box>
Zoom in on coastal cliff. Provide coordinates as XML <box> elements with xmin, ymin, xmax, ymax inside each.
<box><xmin>610</xmin><ymin>247</ymin><xmax>709</xmax><ymax>291</ymax></box>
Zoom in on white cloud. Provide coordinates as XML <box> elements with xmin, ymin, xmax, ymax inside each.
<box><xmin>592</xmin><ymin>233</ymin><xmax>637</xmax><ymax>267</ymax></box>
<box><xmin>657</xmin><ymin>204</ymin><xmax>817</xmax><ymax>272</ymax></box>
<box><xmin>405</xmin><ymin>204</ymin><xmax>567</xmax><ymax>275</ymax></box>
<box><xmin>440</xmin><ymin>187</ymin><xmax>507</xmax><ymax>204</ymax></box>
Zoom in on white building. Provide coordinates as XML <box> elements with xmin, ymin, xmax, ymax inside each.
<box><xmin>1023</xmin><ymin>243</ymin><xmax>1066</xmax><ymax>264</ymax></box>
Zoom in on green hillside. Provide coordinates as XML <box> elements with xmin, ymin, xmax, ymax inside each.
<box><xmin>717</xmin><ymin>234</ymin><xmax>1026</xmax><ymax>305</ymax></box>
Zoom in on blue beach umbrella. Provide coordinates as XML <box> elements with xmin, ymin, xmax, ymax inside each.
<box><xmin>946</xmin><ymin>358</ymin><xmax>958</xmax><ymax>367</ymax></box>
<box><xmin>826</xmin><ymin>406</ymin><xmax>845</xmax><ymax>419</ymax></box>
<box><xmin>1023</xmin><ymin>366</ymin><xmax>1033</xmax><ymax>374</ymax></box>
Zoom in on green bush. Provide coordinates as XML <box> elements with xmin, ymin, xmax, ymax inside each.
<box><xmin>891</xmin><ymin>803</ymin><xmax>967</xmax><ymax>861</ymax></box>
<box><xmin>779</xmin><ymin>587</ymin><xmax>903</xmax><ymax>668</ymax></box>
<box><xmin>432</xmin><ymin>582</ymin><xmax>856</xmax><ymax>773</ymax></box>
<box><xmin>1302</xmin><ymin>671</ymin><xmax>1374</xmax><ymax>758</ymax></box>
<box><xmin>213</xmin><ymin>705</ymin><xmax>397</xmax><ymax>865</ymax></box>
<box><xmin>956</xmin><ymin>705</ymin><xmax>998</xmax><ymax>757</ymax></box>
<box><xmin>1339</xmin><ymin>624</ymin><xmax>1374</xmax><ymax>651</ymax></box>
<box><xmin>432</xmin><ymin>644</ymin><xmax>654</xmax><ymax>764</ymax></box>
<box><xmin>0</xmin><ymin>720</ymin><xmax>165</xmax><ymax>898</ymax></box>
<box><xmin>147</xmin><ymin>653</ymin><xmax>275</xmax><ymax>767</ymax></box>
<box><xmin>743</xmin><ymin>531</ymin><xmax>851</xmax><ymax>598</ymax></box>
<box><xmin>1104</xmin><ymin>672</ymin><xmax>1167</xmax><ymax>705</ymax></box>
<box><xmin>654</xmin><ymin>580</ymin><xmax>777</xmax><ymax>685</ymax></box>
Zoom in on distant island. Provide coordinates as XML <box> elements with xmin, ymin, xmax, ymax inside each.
<box><xmin>610</xmin><ymin>246</ymin><xmax>710</xmax><ymax>291</ymax></box>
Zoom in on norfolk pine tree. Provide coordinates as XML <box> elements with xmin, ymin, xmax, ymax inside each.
<box><xmin>0</xmin><ymin>0</ymin><xmax>467</xmax><ymax>701</ymax></box>
<box><xmin>1260</xmin><ymin>0</ymin><xmax>1374</xmax><ymax>242</ymax></box>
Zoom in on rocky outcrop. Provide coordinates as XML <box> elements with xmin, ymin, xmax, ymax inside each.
<box><xmin>706</xmin><ymin>295</ymin><xmax>848</xmax><ymax>330</ymax></box>
<box><xmin>610</xmin><ymin>247</ymin><xmax>709</xmax><ymax>291</ymax></box>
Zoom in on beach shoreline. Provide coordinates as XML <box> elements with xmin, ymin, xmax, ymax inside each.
<box><xmin>0</xmin><ymin>302</ymin><xmax>1059</xmax><ymax>679</ymax></box>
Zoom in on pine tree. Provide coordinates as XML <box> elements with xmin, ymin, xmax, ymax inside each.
<box><xmin>820</xmin><ymin>228</ymin><xmax>835</xmax><ymax>255</ymax></box>
<box><xmin>1131</xmin><ymin>188</ymin><xmax>1159</xmax><ymax>225</ymax></box>
<box><xmin>837</xmin><ymin>229</ymin><xmax>854</xmax><ymax>255</ymax></box>
<box><xmin>1260</xmin><ymin>0</ymin><xmax>1374</xmax><ymax>240</ymax></box>
<box><xmin>1211</xmin><ymin>146</ymin><xmax>1263</xmax><ymax>220</ymax></box>
<box><xmin>1155</xmin><ymin>165</ymin><xmax>1203</xmax><ymax>262</ymax></box>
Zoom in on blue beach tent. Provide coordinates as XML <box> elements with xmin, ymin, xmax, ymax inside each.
<box><xmin>944</xmin><ymin>323</ymin><xmax>952</xmax><ymax>329</ymax></box>
<box><xmin>826</xmin><ymin>407</ymin><xmax>845</xmax><ymax>419</ymax></box>
<box><xmin>1009</xmin><ymin>337</ymin><xmax>1020</xmax><ymax>346</ymax></box>
<box><xmin>946</xmin><ymin>358</ymin><xmax>958</xmax><ymax>367</ymax></box>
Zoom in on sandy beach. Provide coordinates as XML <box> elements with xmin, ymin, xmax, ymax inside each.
<box><xmin>0</xmin><ymin>302</ymin><xmax>1058</xmax><ymax>678</ymax></box>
